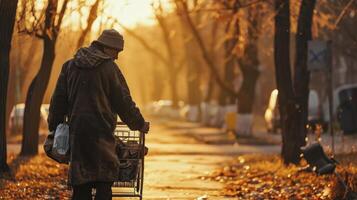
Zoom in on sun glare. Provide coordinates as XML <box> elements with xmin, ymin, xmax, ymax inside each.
<box><xmin>106</xmin><ymin>0</ymin><xmax>157</xmax><ymax>28</ymax></box>
<box><xmin>63</xmin><ymin>0</ymin><xmax>172</xmax><ymax>33</ymax></box>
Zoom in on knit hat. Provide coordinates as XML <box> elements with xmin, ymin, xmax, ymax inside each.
<box><xmin>95</xmin><ymin>29</ymin><xmax>124</xmax><ymax>51</ymax></box>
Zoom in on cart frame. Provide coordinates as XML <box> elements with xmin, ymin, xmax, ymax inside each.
<box><xmin>111</xmin><ymin>122</ymin><xmax>146</xmax><ymax>199</ymax></box>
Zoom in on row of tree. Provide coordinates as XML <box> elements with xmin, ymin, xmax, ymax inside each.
<box><xmin>129</xmin><ymin>0</ymin><xmax>354</xmax><ymax>164</ymax></box>
<box><xmin>132</xmin><ymin>0</ymin><xmax>315</xmax><ymax>163</ymax></box>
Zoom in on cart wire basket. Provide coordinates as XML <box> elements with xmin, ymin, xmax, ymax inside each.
<box><xmin>112</xmin><ymin>122</ymin><xmax>146</xmax><ymax>199</ymax></box>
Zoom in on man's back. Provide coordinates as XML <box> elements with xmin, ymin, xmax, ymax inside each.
<box><xmin>66</xmin><ymin>46</ymin><xmax>118</xmax><ymax>134</ymax></box>
<box><xmin>48</xmin><ymin>43</ymin><xmax>145</xmax><ymax>186</ymax></box>
<box><xmin>47</xmin><ymin>29</ymin><xmax>149</xmax><ymax>199</ymax></box>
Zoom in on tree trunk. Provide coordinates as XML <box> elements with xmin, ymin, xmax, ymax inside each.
<box><xmin>237</xmin><ymin>66</ymin><xmax>259</xmax><ymax>114</ymax></box>
<box><xmin>181</xmin><ymin>25</ymin><xmax>201</xmax><ymax>121</ymax></box>
<box><xmin>205</xmin><ymin>19</ymin><xmax>218</xmax><ymax>103</ymax></box>
<box><xmin>21</xmin><ymin>37</ymin><xmax>56</xmax><ymax>155</ymax></box>
<box><xmin>292</xmin><ymin>0</ymin><xmax>316</xmax><ymax>155</ymax></box>
<box><xmin>150</xmin><ymin>58</ymin><xmax>163</xmax><ymax>101</ymax></box>
<box><xmin>185</xmin><ymin>39</ymin><xmax>201</xmax><ymax>107</ymax></box>
<box><xmin>169</xmin><ymin>72</ymin><xmax>179</xmax><ymax>108</ymax></box>
<box><xmin>185</xmin><ymin>51</ymin><xmax>201</xmax><ymax>122</ymax></box>
<box><xmin>234</xmin><ymin>7</ymin><xmax>261</xmax><ymax>135</ymax></box>
<box><xmin>274</xmin><ymin>0</ymin><xmax>316</xmax><ymax>164</ymax></box>
<box><xmin>274</xmin><ymin>0</ymin><xmax>299</xmax><ymax>164</ymax></box>
<box><xmin>176</xmin><ymin>1</ymin><xmax>202</xmax><ymax>111</ymax></box>
<box><xmin>0</xmin><ymin>0</ymin><xmax>19</xmax><ymax>172</ymax></box>
<box><xmin>219</xmin><ymin>6</ymin><xmax>239</xmax><ymax>106</ymax></box>
<box><xmin>155</xmin><ymin>11</ymin><xmax>180</xmax><ymax>108</ymax></box>
<box><xmin>236</xmin><ymin>44</ymin><xmax>260</xmax><ymax>135</ymax></box>
<box><xmin>20</xmin><ymin>0</ymin><xmax>68</xmax><ymax>156</ymax></box>
<box><xmin>219</xmin><ymin>23</ymin><xmax>237</xmax><ymax>106</ymax></box>
<box><xmin>204</xmin><ymin>72</ymin><xmax>215</xmax><ymax>103</ymax></box>
<box><xmin>238</xmin><ymin>58</ymin><xmax>260</xmax><ymax>113</ymax></box>
<box><xmin>20</xmin><ymin>39</ymin><xmax>41</xmax><ymax>97</ymax></box>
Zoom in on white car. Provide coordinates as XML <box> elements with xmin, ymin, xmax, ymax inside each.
<box><xmin>264</xmin><ymin>89</ymin><xmax>324</xmax><ymax>133</ymax></box>
<box><xmin>9</xmin><ymin>103</ymin><xmax>49</xmax><ymax>135</ymax></box>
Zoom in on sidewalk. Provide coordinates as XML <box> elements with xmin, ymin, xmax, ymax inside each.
<box><xmin>168</xmin><ymin>116</ymin><xmax>357</xmax><ymax>154</ymax></box>
<box><xmin>253</xmin><ymin>122</ymin><xmax>357</xmax><ymax>155</ymax></box>
<box><xmin>161</xmin><ymin>119</ymin><xmax>281</xmax><ymax>146</ymax></box>
<box><xmin>124</xmin><ymin>118</ymin><xmax>280</xmax><ymax>199</ymax></box>
<box><xmin>5</xmin><ymin>118</ymin><xmax>280</xmax><ymax>199</ymax></box>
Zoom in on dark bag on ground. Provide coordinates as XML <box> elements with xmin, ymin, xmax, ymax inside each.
<box><xmin>115</xmin><ymin>140</ymin><xmax>148</xmax><ymax>182</ymax></box>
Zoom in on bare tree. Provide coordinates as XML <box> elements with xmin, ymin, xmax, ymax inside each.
<box><xmin>274</xmin><ymin>0</ymin><xmax>316</xmax><ymax>164</ymax></box>
<box><xmin>153</xmin><ymin>2</ymin><xmax>183</xmax><ymax>107</ymax></box>
<box><xmin>0</xmin><ymin>0</ymin><xmax>19</xmax><ymax>172</ymax></box>
<box><xmin>76</xmin><ymin>0</ymin><xmax>101</xmax><ymax>49</ymax></box>
<box><xmin>237</xmin><ymin>6</ymin><xmax>261</xmax><ymax>115</ymax></box>
<box><xmin>18</xmin><ymin>0</ymin><xmax>70</xmax><ymax>155</ymax></box>
<box><xmin>218</xmin><ymin>1</ymin><xmax>240</xmax><ymax>106</ymax></box>
<box><xmin>7</xmin><ymin>36</ymin><xmax>40</xmax><ymax>137</ymax></box>
<box><xmin>274</xmin><ymin>0</ymin><xmax>295</xmax><ymax>165</ymax></box>
<box><xmin>19</xmin><ymin>38</ymin><xmax>41</xmax><ymax>99</ymax></box>
<box><xmin>176</xmin><ymin>0</ymin><xmax>265</xmax><ymax>129</ymax></box>
<box><xmin>204</xmin><ymin>19</ymin><xmax>219</xmax><ymax>103</ymax></box>
<box><xmin>289</xmin><ymin>0</ymin><xmax>316</xmax><ymax>164</ymax></box>
<box><xmin>177</xmin><ymin>1</ymin><xmax>203</xmax><ymax>111</ymax></box>
<box><xmin>175</xmin><ymin>0</ymin><xmax>239</xmax><ymax>96</ymax></box>
<box><xmin>107</xmin><ymin>10</ymin><xmax>184</xmax><ymax>107</ymax></box>
<box><xmin>116</xmin><ymin>20</ymin><xmax>170</xmax><ymax>66</ymax></box>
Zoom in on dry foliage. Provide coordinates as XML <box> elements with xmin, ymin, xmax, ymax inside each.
<box><xmin>0</xmin><ymin>154</ymin><xmax>70</xmax><ymax>199</ymax></box>
<box><xmin>204</xmin><ymin>154</ymin><xmax>357</xmax><ymax>200</ymax></box>
<box><xmin>331</xmin><ymin>154</ymin><xmax>357</xmax><ymax>200</ymax></box>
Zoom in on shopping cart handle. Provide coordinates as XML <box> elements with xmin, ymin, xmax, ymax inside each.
<box><xmin>116</xmin><ymin>121</ymin><xmax>149</xmax><ymax>134</ymax></box>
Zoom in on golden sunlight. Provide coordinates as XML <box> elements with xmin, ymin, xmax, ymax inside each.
<box><xmin>106</xmin><ymin>0</ymin><xmax>157</xmax><ymax>28</ymax></box>
<box><xmin>63</xmin><ymin>0</ymin><xmax>172</xmax><ymax>32</ymax></box>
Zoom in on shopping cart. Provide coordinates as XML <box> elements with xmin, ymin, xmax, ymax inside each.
<box><xmin>112</xmin><ymin>122</ymin><xmax>146</xmax><ymax>199</ymax></box>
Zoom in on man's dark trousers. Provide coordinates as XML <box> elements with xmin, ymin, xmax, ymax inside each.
<box><xmin>71</xmin><ymin>182</ymin><xmax>113</xmax><ymax>200</ymax></box>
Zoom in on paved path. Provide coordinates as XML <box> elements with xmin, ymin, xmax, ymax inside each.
<box><xmin>121</xmin><ymin>119</ymin><xmax>279</xmax><ymax>199</ymax></box>
<box><xmin>7</xmin><ymin>119</ymin><xmax>279</xmax><ymax>199</ymax></box>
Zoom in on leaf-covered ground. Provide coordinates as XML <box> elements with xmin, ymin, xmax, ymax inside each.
<box><xmin>204</xmin><ymin>154</ymin><xmax>357</xmax><ymax>200</ymax></box>
<box><xmin>1</xmin><ymin>153</ymin><xmax>356</xmax><ymax>199</ymax></box>
<box><xmin>0</xmin><ymin>154</ymin><xmax>70</xmax><ymax>199</ymax></box>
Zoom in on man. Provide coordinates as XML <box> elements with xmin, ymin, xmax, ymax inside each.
<box><xmin>48</xmin><ymin>29</ymin><xmax>149</xmax><ymax>200</ymax></box>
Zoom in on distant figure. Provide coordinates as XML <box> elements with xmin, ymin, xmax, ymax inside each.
<box><xmin>48</xmin><ymin>29</ymin><xmax>150</xmax><ymax>200</ymax></box>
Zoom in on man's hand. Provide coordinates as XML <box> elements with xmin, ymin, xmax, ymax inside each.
<box><xmin>140</xmin><ymin>122</ymin><xmax>150</xmax><ymax>133</ymax></box>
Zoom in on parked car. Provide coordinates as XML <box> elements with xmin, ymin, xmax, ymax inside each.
<box><xmin>264</xmin><ymin>89</ymin><xmax>325</xmax><ymax>133</ymax></box>
<box><xmin>323</xmin><ymin>84</ymin><xmax>357</xmax><ymax>120</ymax></box>
<box><xmin>264</xmin><ymin>90</ymin><xmax>279</xmax><ymax>132</ymax></box>
<box><xmin>8</xmin><ymin>103</ymin><xmax>49</xmax><ymax>135</ymax></box>
<box><xmin>335</xmin><ymin>84</ymin><xmax>357</xmax><ymax>134</ymax></box>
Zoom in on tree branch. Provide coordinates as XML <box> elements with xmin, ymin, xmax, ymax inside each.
<box><xmin>107</xmin><ymin>17</ymin><xmax>170</xmax><ymax>67</ymax></box>
<box><xmin>186</xmin><ymin>0</ymin><xmax>268</xmax><ymax>13</ymax></box>
<box><xmin>76</xmin><ymin>0</ymin><xmax>101</xmax><ymax>49</ymax></box>
<box><xmin>153</xmin><ymin>2</ymin><xmax>180</xmax><ymax>72</ymax></box>
<box><xmin>175</xmin><ymin>0</ymin><xmax>239</xmax><ymax>96</ymax></box>
<box><xmin>55</xmin><ymin>0</ymin><xmax>70</xmax><ymax>33</ymax></box>
<box><xmin>333</xmin><ymin>0</ymin><xmax>356</xmax><ymax>29</ymax></box>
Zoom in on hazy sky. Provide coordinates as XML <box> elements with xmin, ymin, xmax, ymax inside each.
<box><xmin>106</xmin><ymin>0</ymin><xmax>157</xmax><ymax>27</ymax></box>
<box><xmin>63</xmin><ymin>0</ymin><xmax>173</xmax><ymax>31</ymax></box>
